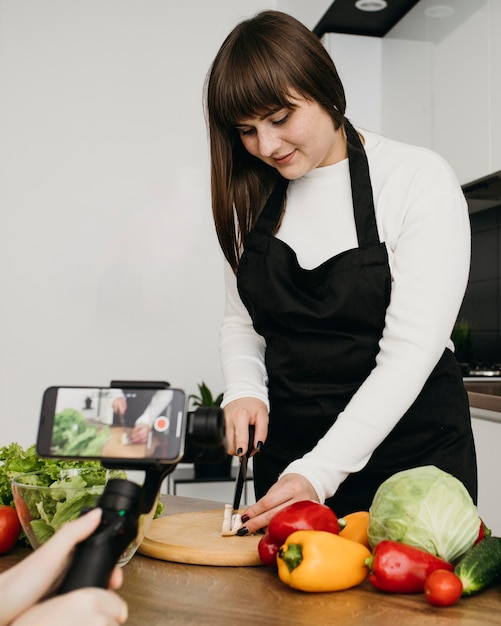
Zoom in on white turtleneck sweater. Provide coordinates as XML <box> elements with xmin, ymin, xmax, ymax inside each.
<box><xmin>219</xmin><ymin>128</ymin><xmax>471</xmax><ymax>503</ymax></box>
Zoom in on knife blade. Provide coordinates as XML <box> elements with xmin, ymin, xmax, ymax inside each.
<box><xmin>232</xmin><ymin>425</ymin><xmax>255</xmax><ymax>515</ymax></box>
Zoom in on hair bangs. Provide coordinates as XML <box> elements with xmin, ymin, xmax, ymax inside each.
<box><xmin>225</xmin><ymin>76</ymin><xmax>293</xmax><ymax>129</ymax></box>
<box><xmin>210</xmin><ymin>35</ymin><xmax>303</xmax><ymax>129</ymax></box>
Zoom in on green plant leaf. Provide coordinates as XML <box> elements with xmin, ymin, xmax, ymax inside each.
<box><xmin>189</xmin><ymin>382</ymin><xmax>223</xmax><ymax>408</ymax></box>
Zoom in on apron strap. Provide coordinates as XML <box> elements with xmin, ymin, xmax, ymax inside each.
<box><xmin>344</xmin><ymin>119</ymin><xmax>380</xmax><ymax>247</ymax></box>
<box><xmin>252</xmin><ymin>175</ymin><xmax>289</xmax><ymax>235</ymax></box>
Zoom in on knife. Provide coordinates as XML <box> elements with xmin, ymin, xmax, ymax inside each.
<box><xmin>232</xmin><ymin>425</ymin><xmax>255</xmax><ymax>517</ymax></box>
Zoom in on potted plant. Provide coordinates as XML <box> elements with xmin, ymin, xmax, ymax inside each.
<box><xmin>190</xmin><ymin>382</ymin><xmax>233</xmax><ymax>479</ymax></box>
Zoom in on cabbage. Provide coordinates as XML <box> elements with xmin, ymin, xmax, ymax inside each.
<box><xmin>368</xmin><ymin>465</ymin><xmax>479</xmax><ymax>563</ymax></box>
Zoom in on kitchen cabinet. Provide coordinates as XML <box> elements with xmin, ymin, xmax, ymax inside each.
<box><xmin>491</xmin><ymin>0</ymin><xmax>501</xmax><ymax>173</ymax></box>
<box><xmin>464</xmin><ymin>380</ymin><xmax>501</xmax><ymax>535</ymax></box>
<box><xmin>471</xmin><ymin>411</ymin><xmax>501</xmax><ymax>536</ymax></box>
<box><xmin>379</xmin><ymin>1</ymin><xmax>501</xmax><ymax>186</ymax></box>
<box><xmin>431</xmin><ymin>5</ymin><xmax>491</xmax><ymax>184</ymax></box>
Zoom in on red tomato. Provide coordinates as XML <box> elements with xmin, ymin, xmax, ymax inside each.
<box><xmin>424</xmin><ymin>569</ymin><xmax>463</xmax><ymax>607</ymax></box>
<box><xmin>0</xmin><ymin>505</ymin><xmax>22</xmax><ymax>554</ymax></box>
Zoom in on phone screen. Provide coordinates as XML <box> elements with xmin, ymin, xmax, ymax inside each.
<box><xmin>37</xmin><ymin>386</ymin><xmax>187</xmax><ymax>463</ymax></box>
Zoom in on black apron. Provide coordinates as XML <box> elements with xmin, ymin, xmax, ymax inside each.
<box><xmin>237</xmin><ymin>120</ymin><xmax>477</xmax><ymax>516</ymax></box>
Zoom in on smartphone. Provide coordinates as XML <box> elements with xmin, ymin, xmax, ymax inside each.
<box><xmin>37</xmin><ymin>386</ymin><xmax>187</xmax><ymax>464</ymax></box>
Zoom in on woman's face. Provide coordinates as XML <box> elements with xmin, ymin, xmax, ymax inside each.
<box><xmin>235</xmin><ymin>94</ymin><xmax>346</xmax><ymax>179</ymax></box>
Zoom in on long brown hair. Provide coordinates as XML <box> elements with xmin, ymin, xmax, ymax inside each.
<box><xmin>205</xmin><ymin>10</ymin><xmax>347</xmax><ymax>272</ymax></box>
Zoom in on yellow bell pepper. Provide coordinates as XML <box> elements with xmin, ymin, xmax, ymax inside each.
<box><xmin>277</xmin><ymin>530</ymin><xmax>371</xmax><ymax>592</ymax></box>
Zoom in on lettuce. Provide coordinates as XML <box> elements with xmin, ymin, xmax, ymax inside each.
<box><xmin>52</xmin><ymin>408</ymin><xmax>111</xmax><ymax>456</ymax></box>
<box><xmin>368</xmin><ymin>465</ymin><xmax>480</xmax><ymax>564</ymax></box>
<box><xmin>1</xmin><ymin>443</ymin><xmax>108</xmax><ymax>545</ymax></box>
<box><xmin>1</xmin><ymin>442</ymin><xmax>163</xmax><ymax>547</ymax></box>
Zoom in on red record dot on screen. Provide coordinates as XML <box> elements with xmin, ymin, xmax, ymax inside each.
<box><xmin>154</xmin><ymin>416</ymin><xmax>169</xmax><ymax>432</ymax></box>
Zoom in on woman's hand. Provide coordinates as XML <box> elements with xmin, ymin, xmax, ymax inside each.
<box><xmin>11</xmin><ymin>587</ymin><xmax>128</xmax><ymax>626</ymax></box>
<box><xmin>1</xmin><ymin>508</ymin><xmax>128</xmax><ymax>626</ymax></box>
<box><xmin>129</xmin><ymin>423</ymin><xmax>150</xmax><ymax>444</ymax></box>
<box><xmin>223</xmin><ymin>397</ymin><xmax>268</xmax><ymax>456</ymax></box>
<box><xmin>112</xmin><ymin>397</ymin><xmax>127</xmax><ymax>417</ymax></box>
<box><xmin>238</xmin><ymin>473</ymin><xmax>320</xmax><ymax>535</ymax></box>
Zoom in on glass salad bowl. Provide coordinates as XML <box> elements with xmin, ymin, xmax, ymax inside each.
<box><xmin>11</xmin><ymin>467</ymin><xmax>156</xmax><ymax>566</ymax></box>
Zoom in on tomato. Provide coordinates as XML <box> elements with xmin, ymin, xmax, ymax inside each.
<box><xmin>0</xmin><ymin>505</ymin><xmax>22</xmax><ymax>554</ymax></box>
<box><xmin>424</xmin><ymin>569</ymin><xmax>463</xmax><ymax>607</ymax></box>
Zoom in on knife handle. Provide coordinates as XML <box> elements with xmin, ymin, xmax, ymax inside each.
<box><xmin>246</xmin><ymin>424</ymin><xmax>255</xmax><ymax>456</ymax></box>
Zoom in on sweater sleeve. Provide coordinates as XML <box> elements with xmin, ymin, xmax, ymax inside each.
<box><xmin>219</xmin><ymin>261</ymin><xmax>270</xmax><ymax>410</ymax></box>
<box><xmin>281</xmin><ymin>165</ymin><xmax>471</xmax><ymax>502</ymax></box>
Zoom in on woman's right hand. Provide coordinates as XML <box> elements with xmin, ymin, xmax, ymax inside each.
<box><xmin>223</xmin><ymin>397</ymin><xmax>268</xmax><ymax>456</ymax></box>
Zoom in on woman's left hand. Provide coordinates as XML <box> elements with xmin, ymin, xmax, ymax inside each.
<box><xmin>237</xmin><ymin>473</ymin><xmax>320</xmax><ymax>535</ymax></box>
<box><xmin>1</xmin><ymin>508</ymin><xmax>127</xmax><ymax>626</ymax></box>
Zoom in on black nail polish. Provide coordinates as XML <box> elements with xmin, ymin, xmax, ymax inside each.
<box><xmin>236</xmin><ymin>447</ymin><xmax>243</xmax><ymax>455</ymax></box>
<box><xmin>241</xmin><ymin>514</ymin><xmax>250</xmax><ymax>523</ymax></box>
<box><xmin>256</xmin><ymin>441</ymin><xmax>263</xmax><ymax>451</ymax></box>
<box><xmin>237</xmin><ymin>526</ymin><xmax>249</xmax><ymax>536</ymax></box>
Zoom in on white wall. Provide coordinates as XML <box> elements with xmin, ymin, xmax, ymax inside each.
<box><xmin>3</xmin><ymin>0</ymin><xmax>336</xmax><ymax>449</ymax></box>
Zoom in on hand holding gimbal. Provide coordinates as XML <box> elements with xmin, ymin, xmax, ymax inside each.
<box><xmin>58</xmin><ymin>478</ymin><xmax>142</xmax><ymax>593</ymax></box>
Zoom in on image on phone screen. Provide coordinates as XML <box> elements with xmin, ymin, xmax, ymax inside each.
<box><xmin>38</xmin><ymin>386</ymin><xmax>186</xmax><ymax>463</ymax></box>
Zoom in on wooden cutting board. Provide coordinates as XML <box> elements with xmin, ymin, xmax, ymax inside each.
<box><xmin>138</xmin><ymin>510</ymin><xmax>263</xmax><ymax>566</ymax></box>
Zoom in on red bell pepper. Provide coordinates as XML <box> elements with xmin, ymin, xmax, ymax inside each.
<box><xmin>475</xmin><ymin>518</ymin><xmax>491</xmax><ymax>545</ymax></box>
<box><xmin>258</xmin><ymin>500</ymin><xmax>340</xmax><ymax>567</ymax></box>
<box><xmin>366</xmin><ymin>541</ymin><xmax>454</xmax><ymax>593</ymax></box>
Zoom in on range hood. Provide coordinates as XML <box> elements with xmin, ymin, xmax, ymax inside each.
<box><xmin>314</xmin><ymin>0</ymin><xmax>419</xmax><ymax>38</ymax></box>
<box><xmin>462</xmin><ymin>171</ymin><xmax>501</xmax><ymax>214</ymax></box>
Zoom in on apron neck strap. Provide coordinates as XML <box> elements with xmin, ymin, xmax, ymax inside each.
<box><xmin>344</xmin><ymin>119</ymin><xmax>380</xmax><ymax>247</ymax></box>
<box><xmin>252</xmin><ymin>175</ymin><xmax>289</xmax><ymax>236</ymax></box>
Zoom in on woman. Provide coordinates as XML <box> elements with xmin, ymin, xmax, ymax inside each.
<box><xmin>205</xmin><ymin>10</ymin><xmax>477</xmax><ymax>534</ymax></box>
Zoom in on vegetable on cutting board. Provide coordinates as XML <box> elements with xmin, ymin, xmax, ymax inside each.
<box><xmin>366</xmin><ymin>540</ymin><xmax>454</xmax><ymax>593</ymax></box>
<box><xmin>221</xmin><ymin>504</ymin><xmax>243</xmax><ymax>536</ymax></box>
<box><xmin>454</xmin><ymin>536</ymin><xmax>501</xmax><ymax>596</ymax></box>
<box><xmin>257</xmin><ymin>500</ymin><xmax>340</xmax><ymax>566</ymax></box>
<box><xmin>277</xmin><ymin>530</ymin><xmax>371</xmax><ymax>592</ymax></box>
<box><xmin>368</xmin><ymin>465</ymin><xmax>480</xmax><ymax>563</ymax></box>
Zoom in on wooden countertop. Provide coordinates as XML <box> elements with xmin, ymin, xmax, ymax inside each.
<box><xmin>2</xmin><ymin>495</ymin><xmax>501</xmax><ymax>625</ymax></box>
<box><xmin>465</xmin><ymin>379</ymin><xmax>501</xmax><ymax>416</ymax></box>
